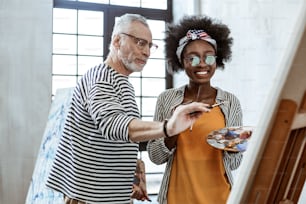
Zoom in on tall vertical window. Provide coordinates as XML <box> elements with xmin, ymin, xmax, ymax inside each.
<box><xmin>53</xmin><ymin>8</ymin><xmax>105</xmax><ymax>94</ymax></box>
<box><xmin>52</xmin><ymin>0</ymin><xmax>172</xmax><ymax>202</ymax></box>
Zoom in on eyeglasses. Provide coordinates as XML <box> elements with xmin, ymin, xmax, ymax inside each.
<box><xmin>121</xmin><ymin>33</ymin><xmax>158</xmax><ymax>53</ymax></box>
<box><xmin>184</xmin><ymin>55</ymin><xmax>217</xmax><ymax>66</ymax></box>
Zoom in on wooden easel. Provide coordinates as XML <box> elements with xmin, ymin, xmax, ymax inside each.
<box><xmin>244</xmin><ymin>92</ymin><xmax>306</xmax><ymax>203</ymax></box>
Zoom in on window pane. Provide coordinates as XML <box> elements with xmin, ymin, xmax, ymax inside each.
<box><xmin>130</xmin><ymin>72</ymin><xmax>140</xmax><ymax>77</ymax></box>
<box><xmin>110</xmin><ymin>0</ymin><xmax>140</xmax><ymax>7</ymax></box>
<box><xmin>52</xmin><ymin>76</ymin><xmax>77</xmax><ymax>96</ymax></box>
<box><xmin>142</xmin><ymin>59</ymin><xmax>166</xmax><ymax>78</ymax></box>
<box><xmin>141</xmin><ymin>97</ymin><xmax>157</xmax><ymax>116</ymax></box>
<box><xmin>142</xmin><ymin>78</ymin><xmax>165</xmax><ymax>96</ymax></box>
<box><xmin>78</xmin><ymin>10</ymin><xmax>104</xmax><ymax>35</ymax></box>
<box><xmin>141</xmin><ymin>116</ymin><xmax>153</xmax><ymax>121</ymax></box>
<box><xmin>78</xmin><ymin>36</ymin><xmax>103</xmax><ymax>55</ymax></box>
<box><xmin>146</xmin><ymin>174</ymin><xmax>163</xmax><ymax>195</ymax></box>
<box><xmin>53</xmin><ymin>8</ymin><xmax>77</xmax><ymax>34</ymax></box>
<box><xmin>142</xmin><ymin>0</ymin><xmax>167</xmax><ymax>10</ymax></box>
<box><xmin>148</xmin><ymin>20</ymin><xmax>166</xmax><ymax>40</ymax></box>
<box><xmin>78</xmin><ymin>56</ymin><xmax>103</xmax><ymax>75</ymax></box>
<box><xmin>53</xmin><ymin>34</ymin><xmax>77</xmax><ymax>54</ymax></box>
<box><xmin>150</xmin><ymin>39</ymin><xmax>165</xmax><ymax>59</ymax></box>
<box><xmin>129</xmin><ymin>78</ymin><xmax>141</xmax><ymax>96</ymax></box>
<box><xmin>135</xmin><ymin>96</ymin><xmax>140</xmax><ymax>103</ymax></box>
<box><xmin>141</xmin><ymin>151</ymin><xmax>166</xmax><ymax>172</ymax></box>
<box><xmin>53</xmin><ymin>55</ymin><xmax>77</xmax><ymax>75</ymax></box>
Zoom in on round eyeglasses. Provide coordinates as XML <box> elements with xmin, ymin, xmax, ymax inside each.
<box><xmin>184</xmin><ymin>55</ymin><xmax>217</xmax><ymax>67</ymax></box>
<box><xmin>121</xmin><ymin>33</ymin><xmax>158</xmax><ymax>53</ymax></box>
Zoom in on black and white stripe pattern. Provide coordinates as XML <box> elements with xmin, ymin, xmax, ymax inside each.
<box><xmin>46</xmin><ymin>64</ymin><xmax>140</xmax><ymax>204</ymax></box>
<box><xmin>147</xmin><ymin>85</ymin><xmax>243</xmax><ymax>204</ymax></box>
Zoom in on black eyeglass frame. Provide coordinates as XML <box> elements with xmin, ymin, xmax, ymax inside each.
<box><xmin>121</xmin><ymin>32</ymin><xmax>158</xmax><ymax>52</ymax></box>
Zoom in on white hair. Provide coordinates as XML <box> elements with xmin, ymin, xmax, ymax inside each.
<box><xmin>112</xmin><ymin>13</ymin><xmax>148</xmax><ymax>39</ymax></box>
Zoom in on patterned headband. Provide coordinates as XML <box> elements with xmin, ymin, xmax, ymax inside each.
<box><xmin>176</xmin><ymin>29</ymin><xmax>217</xmax><ymax>63</ymax></box>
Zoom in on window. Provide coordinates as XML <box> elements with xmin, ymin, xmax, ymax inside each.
<box><xmin>52</xmin><ymin>0</ymin><xmax>172</xmax><ymax>201</ymax></box>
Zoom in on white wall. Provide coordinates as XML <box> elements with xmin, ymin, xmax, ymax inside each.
<box><xmin>0</xmin><ymin>0</ymin><xmax>53</xmax><ymax>203</ymax></box>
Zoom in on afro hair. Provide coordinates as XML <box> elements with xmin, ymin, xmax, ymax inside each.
<box><xmin>165</xmin><ymin>15</ymin><xmax>233</xmax><ymax>73</ymax></box>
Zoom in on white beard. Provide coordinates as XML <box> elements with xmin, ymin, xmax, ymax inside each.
<box><xmin>119</xmin><ymin>49</ymin><xmax>145</xmax><ymax>72</ymax></box>
<box><xmin>121</xmin><ymin>57</ymin><xmax>144</xmax><ymax>72</ymax></box>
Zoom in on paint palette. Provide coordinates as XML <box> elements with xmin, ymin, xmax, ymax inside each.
<box><xmin>206</xmin><ymin>126</ymin><xmax>254</xmax><ymax>152</ymax></box>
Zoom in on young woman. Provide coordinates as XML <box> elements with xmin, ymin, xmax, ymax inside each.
<box><xmin>147</xmin><ymin>15</ymin><xmax>243</xmax><ymax>204</ymax></box>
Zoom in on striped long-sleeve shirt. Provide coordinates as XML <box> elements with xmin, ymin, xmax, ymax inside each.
<box><xmin>46</xmin><ymin>64</ymin><xmax>140</xmax><ymax>204</ymax></box>
<box><xmin>147</xmin><ymin>85</ymin><xmax>243</xmax><ymax>204</ymax></box>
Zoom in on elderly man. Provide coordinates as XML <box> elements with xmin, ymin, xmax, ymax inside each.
<box><xmin>46</xmin><ymin>13</ymin><xmax>209</xmax><ymax>204</ymax></box>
